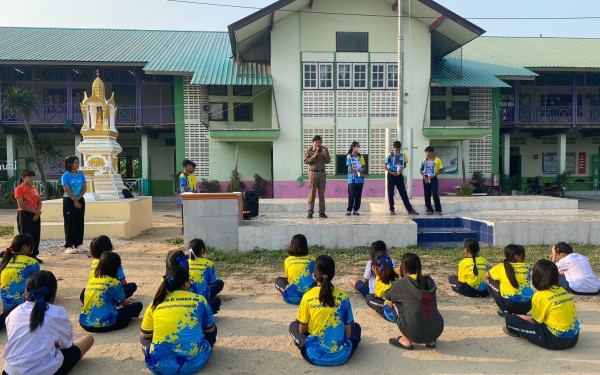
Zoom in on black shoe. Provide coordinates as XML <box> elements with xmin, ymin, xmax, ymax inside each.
<box><xmin>503</xmin><ymin>326</ymin><xmax>519</xmax><ymax>337</ymax></box>
<box><xmin>352</xmin><ymin>211</ymin><xmax>360</xmax><ymax>216</ymax></box>
<box><xmin>436</xmin><ymin>211</ymin><xmax>443</xmax><ymax>215</ymax></box>
<box><xmin>307</xmin><ymin>212</ymin><xmax>314</xmax><ymax>219</ymax></box>
<box><xmin>497</xmin><ymin>309</ymin><xmax>506</xmax><ymax>318</ymax></box>
<box><xmin>319</xmin><ymin>213</ymin><xmax>328</xmax><ymax>218</ymax></box>
<box><xmin>346</xmin><ymin>211</ymin><xmax>352</xmax><ymax>216</ymax></box>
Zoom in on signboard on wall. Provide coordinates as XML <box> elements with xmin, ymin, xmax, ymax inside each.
<box><xmin>579</xmin><ymin>152</ymin><xmax>587</xmax><ymax>174</ymax></box>
<box><xmin>46</xmin><ymin>155</ymin><xmax>65</xmax><ymax>179</ymax></box>
<box><xmin>543</xmin><ymin>152</ymin><xmax>575</xmax><ymax>174</ymax></box>
<box><xmin>434</xmin><ymin>147</ymin><xmax>458</xmax><ymax>175</ymax></box>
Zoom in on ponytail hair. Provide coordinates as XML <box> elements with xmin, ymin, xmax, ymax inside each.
<box><xmin>94</xmin><ymin>251</ymin><xmax>121</xmax><ymax>279</ymax></box>
<box><xmin>369</xmin><ymin>240</ymin><xmax>387</xmax><ymax>263</ymax></box>
<box><xmin>464</xmin><ymin>238</ymin><xmax>480</xmax><ymax>276</ymax></box>
<box><xmin>152</xmin><ymin>265</ymin><xmax>190</xmax><ymax>310</ymax></box>
<box><xmin>401</xmin><ymin>252</ymin><xmax>428</xmax><ymax>290</ymax></box>
<box><xmin>165</xmin><ymin>250</ymin><xmax>189</xmax><ymax>274</ymax></box>
<box><xmin>375</xmin><ymin>251</ymin><xmax>398</xmax><ymax>284</ymax></box>
<box><xmin>503</xmin><ymin>244</ymin><xmax>526</xmax><ymax>289</ymax></box>
<box><xmin>347</xmin><ymin>141</ymin><xmax>360</xmax><ymax>156</ymax></box>
<box><xmin>26</xmin><ymin>271</ymin><xmax>57</xmax><ymax>332</ymax></box>
<box><xmin>314</xmin><ymin>255</ymin><xmax>336</xmax><ymax>308</ymax></box>
<box><xmin>1</xmin><ymin>234</ymin><xmax>34</xmax><ymax>272</ymax></box>
<box><xmin>188</xmin><ymin>238</ymin><xmax>206</xmax><ymax>260</ymax></box>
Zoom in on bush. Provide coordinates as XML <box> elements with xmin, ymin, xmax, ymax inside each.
<box><xmin>226</xmin><ymin>169</ymin><xmax>245</xmax><ymax>193</ymax></box>
<box><xmin>200</xmin><ymin>179</ymin><xmax>221</xmax><ymax>193</ymax></box>
<box><xmin>458</xmin><ymin>183</ymin><xmax>475</xmax><ymax>196</ymax></box>
<box><xmin>253</xmin><ymin>174</ymin><xmax>268</xmax><ymax>198</ymax></box>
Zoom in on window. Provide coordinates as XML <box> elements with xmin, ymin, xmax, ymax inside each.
<box><xmin>451</xmin><ymin>87</ymin><xmax>470</xmax><ymax>96</ymax></box>
<box><xmin>451</xmin><ymin>101</ymin><xmax>469</xmax><ymax>120</ymax></box>
<box><xmin>371</xmin><ymin>64</ymin><xmax>385</xmax><ymax>89</ymax></box>
<box><xmin>337</xmin><ymin>63</ymin><xmax>352</xmax><ymax>89</ymax></box>
<box><xmin>431</xmin><ymin>101</ymin><xmax>446</xmax><ymax>120</ymax></box>
<box><xmin>319</xmin><ymin>63</ymin><xmax>333</xmax><ymax>89</ymax></box>
<box><xmin>233</xmin><ymin>85</ymin><xmax>252</xmax><ymax>96</ymax></box>
<box><xmin>387</xmin><ymin>64</ymin><xmax>398</xmax><ymax>89</ymax></box>
<box><xmin>208</xmin><ymin>85</ymin><xmax>228</xmax><ymax>96</ymax></box>
<box><xmin>233</xmin><ymin>103</ymin><xmax>253</xmax><ymax>122</ymax></box>
<box><xmin>303</xmin><ymin>63</ymin><xmax>318</xmax><ymax>89</ymax></box>
<box><xmin>431</xmin><ymin>87</ymin><xmax>447</xmax><ymax>96</ymax></box>
<box><xmin>336</xmin><ymin>32</ymin><xmax>369</xmax><ymax>52</ymax></box>
<box><xmin>208</xmin><ymin>102</ymin><xmax>227</xmax><ymax>121</ymax></box>
<box><xmin>353</xmin><ymin>64</ymin><xmax>367</xmax><ymax>89</ymax></box>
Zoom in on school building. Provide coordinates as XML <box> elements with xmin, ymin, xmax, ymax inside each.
<box><xmin>1</xmin><ymin>0</ymin><xmax>599</xmax><ymax>199</ymax></box>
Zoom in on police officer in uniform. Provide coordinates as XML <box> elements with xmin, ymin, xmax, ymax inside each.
<box><xmin>304</xmin><ymin>135</ymin><xmax>331</xmax><ymax>218</ymax></box>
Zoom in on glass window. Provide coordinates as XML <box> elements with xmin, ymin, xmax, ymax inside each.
<box><xmin>303</xmin><ymin>63</ymin><xmax>318</xmax><ymax>89</ymax></box>
<box><xmin>319</xmin><ymin>63</ymin><xmax>333</xmax><ymax>89</ymax></box>
<box><xmin>336</xmin><ymin>32</ymin><xmax>369</xmax><ymax>52</ymax></box>
<box><xmin>451</xmin><ymin>101</ymin><xmax>469</xmax><ymax>120</ymax></box>
<box><xmin>337</xmin><ymin>63</ymin><xmax>352</xmax><ymax>89</ymax></box>
<box><xmin>208</xmin><ymin>85</ymin><xmax>228</xmax><ymax>96</ymax></box>
<box><xmin>233</xmin><ymin>85</ymin><xmax>252</xmax><ymax>96</ymax></box>
<box><xmin>233</xmin><ymin>103</ymin><xmax>253</xmax><ymax>122</ymax></box>
<box><xmin>451</xmin><ymin>87</ymin><xmax>470</xmax><ymax>96</ymax></box>
<box><xmin>431</xmin><ymin>101</ymin><xmax>447</xmax><ymax>120</ymax></box>
<box><xmin>371</xmin><ymin>64</ymin><xmax>385</xmax><ymax>89</ymax></box>
<box><xmin>208</xmin><ymin>102</ymin><xmax>228</xmax><ymax>121</ymax></box>
<box><xmin>387</xmin><ymin>64</ymin><xmax>398</xmax><ymax>89</ymax></box>
<box><xmin>431</xmin><ymin>87</ymin><xmax>447</xmax><ymax>96</ymax></box>
<box><xmin>353</xmin><ymin>64</ymin><xmax>367</xmax><ymax>89</ymax></box>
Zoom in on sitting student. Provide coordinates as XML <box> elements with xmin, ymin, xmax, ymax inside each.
<box><xmin>552</xmin><ymin>242</ymin><xmax>600</xmax><ymax>295</ymax></box>
<box><xmin>385</xmin><ymin>253</ymin><xmax>444</xmax><ymax>350</ymax></box>
<box><xmin>504</xmin><ymin>259</ymin><xmax>579</xmax><ymax>350</ymax></box>
<box><xmin>3</xmin><ymin>271</ymin><xmax>94</xmax><ymax>375</ymax></box>
<box><xmin>80</xmin><ymin>252</ymin><xmax>143</xmax><ymax>332</ymax></box>
<box><xmin>449</xmin><ymin>238</ymin><xmax>489</xmax><ymax>298</ymax></box>
<box><xmin>348</xmin><ymin>240</ymin><xmax>388</xmax><ymax>298</ymax></box>
<box><xmin>485</xmin><ymin>244</ymin><xmax>534</xmax><ymax>317</ymax></box>
<box><xmin>187</xmin><ymin>239</ymin><xmax>224</xmax><ymax>313</ymax></box>
<box><xmin>275</xmin><ymin>234</ymin><xmax>315</xmax><ymax>304</ymax></box>
<box><xmin>289</xmin><ymin>255</ymin><xmax>361</xmax><ymax>366</ymax></box>
<box><xmin>0</xmin><ymin>234</ymin><xmax>40</xmax><ymax>330</ymax></box>
<box><xmin>365</xmin><ymin>251</ymin><xmax>399</xmax><ymax>322</ymax></box>
<box><xmin>80</xmin><ymin>235</ymin><xmax>137</xmax><ymax>303</ymax></box>
<box><xmin>140</xmin><ymin>256</ymin><xmax>216</xmax><ymax>375</ymax></box>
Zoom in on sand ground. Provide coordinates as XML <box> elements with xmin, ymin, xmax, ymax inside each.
<box><xmin>0</xmin><ymin>202</ymin><xmax>599</xmax><ymax>374</ymax></box>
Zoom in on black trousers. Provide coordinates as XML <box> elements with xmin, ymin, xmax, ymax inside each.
<box><xmin>3</xmin><ymin>345</ymin><xmax>82</xmax><ymax>375</ymax></box>
<box><xmin>289</xmin><ymin>320</ymin><xmax>361</xmax><ymax>365</ymax></box>
<box><xmin>80</xmin><ymin>302</ymin><xmax>143</xmax><ymax>333</ymax></box>
<box><xmin>63</xmin><ymin>197</ymin><xmax>85</xmax><ymax>248</ymax></box>
<box><xmin>505</xmin><ymin>313</ymin><xmax>579</xmax><ymax>350</ymax></box>
<box><xmin>275</xmin><ymin>276</ymin><xmax>288</xmax><ymax>296</ymax></box>
<box><xmin>17</xmin><ymin>211</ymin><xmax>41</xmax><ymax>257</ymax></box>
<box><xmin>0</xmin><ymin>303</ymin><xmax>18</xmax><ymax>330</ymax></box>
<box><xmin>488</xmin><ymin>279</ymin><xmax>531</xmax><ymax>314</ymax></box>
<box><xmin>387</xmin><ymin>174</ymin><xmax>413</xmax><ymax>212</ymax></box>
<box><xmin>423</xmin><ymin>176</ymin><xmax>442</xmax><ymax>212</ymax></box>
<box><xmin>80</xmin><ymin>283</ymin><xmax>138</xmax><ymax>303</ymax></box>
<box><xmin>209</xmin><ymin>280</ymin><xmax>224</xmax><ymax>297</ymax></box>
<box><xmin>448</xmin><ymin>275</ymin><xmax>489</xmax><ymax>298</ymax></box>
<box><xmin>347</xmin><ymin>182</ymin><xmax>364</xmax><ymax>212</ymax></box>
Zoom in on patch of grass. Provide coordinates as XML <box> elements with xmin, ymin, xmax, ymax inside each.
<box><xmin>164</xmin><ymin>237</ymin><xmax>184</xmax><ymax>246</ymax></box>
<box><xmin>0</xmin><ymin>226</ymin><xmax>13</xmax><ymax>237</ymax></box>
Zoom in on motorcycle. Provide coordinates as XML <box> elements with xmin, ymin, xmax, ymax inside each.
<box><xmin>524</xmin><ymin>175</ymin><xmax>566</xmax><ymax>198</ymax></box>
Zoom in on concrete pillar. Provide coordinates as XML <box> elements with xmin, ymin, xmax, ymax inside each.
<box><xmin>558</xmin><ymin>133</ymin><xmax>567</xmax><ymax>174</ymax></box>
<box><xmin>502</xmin><ymin>133</ymin><xmax>511</xmax><ymax>177</ymax></box>
<box><xmin>74</xmin><ymin>134</ymin><xmax>82</xmax><ymax>160</ymax></box>
<box><xmin>141</xmin><ymin>133</ymin><xmax>150</xmax><ymax>196</ymax></box>
<box><xmin>6</xmin><ymin>134</ymin><xmax>15</xmax><ymax>178</ymax></box>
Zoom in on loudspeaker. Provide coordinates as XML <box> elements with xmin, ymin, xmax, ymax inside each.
<box><xmin>244</xmin><ymin>190</ymin><xmax>260</xmax><ymax>217</ymax></box>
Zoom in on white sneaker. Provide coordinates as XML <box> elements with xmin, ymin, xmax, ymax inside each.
<box><xmin>64</xmin><ymin>246</ymin><xmax>78</xmax><ymax>254</ymax></box>
<box><xmin>77</xmin><ymin>245</ymin><xmax>88</xmax><ymax>253</ymax></box>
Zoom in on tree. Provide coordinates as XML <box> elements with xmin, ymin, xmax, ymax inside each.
<box><xmin>2</xmin><ymin>86</ymin><xmax>49</xmax><ymax>199</ymax></box>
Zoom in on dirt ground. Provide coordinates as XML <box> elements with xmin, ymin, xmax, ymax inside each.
<box><xmin>0</xmin><ymin>201</ymin><xmax>599</xmax><ymax>374</ymax></box>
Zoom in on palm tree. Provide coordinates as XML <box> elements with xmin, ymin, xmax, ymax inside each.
<box><xmin>2</xmin><ymin>86</ymin><xmax>49</xmax><ymax>199</ymax></box>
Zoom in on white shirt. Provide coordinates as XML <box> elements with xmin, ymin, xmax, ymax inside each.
<box><xmin>363</xmin><ymin>259</ymin><xmax>395</xmax><ymax>294</ymax></box>
<box><xmin>556</xmin><ymin>253</ymin><xmax>600</xmax><ymax>294</ymax></box>
<box><xmin>3</xmin><ymin>302</ymin><xmax>74</xmax><ymax>375</ymax></box>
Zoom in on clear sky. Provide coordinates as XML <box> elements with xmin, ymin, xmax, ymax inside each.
<box><xmin>1</xmin><ymin>0</ymin><xmax>599</xmax><ymax>38</ymax></box>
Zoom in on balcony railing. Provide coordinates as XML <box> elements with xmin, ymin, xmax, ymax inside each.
<box><xmin>1</xmin><ymin>104</ymin><xmax>175</xmax><ymax>126</ymax></box>
<box><xmin>501</xmin><ymin>105</ymin><xmax>600</xmax><ymax>125</ymax></box>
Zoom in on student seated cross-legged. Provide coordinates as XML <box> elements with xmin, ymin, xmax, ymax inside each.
<box><xmin>552</xmin><ymin>242</ymin><xmax>600</xmax><ymax>295</ymax></box>
<box><xmin>448</xmin><ymin>238</ymin><xmax>489</xmax><ymax>298</ymax></box>
<box><xmin>275</xmin><ymin>234</ymin><xmax>315</xmax><ymax>305</ymax></box>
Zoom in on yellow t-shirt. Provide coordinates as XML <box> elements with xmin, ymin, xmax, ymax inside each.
<box><xmin>0</xmin><ymin>254</ymin><xmax>40</xmax><ymax>307</ymax></box>
<box><xmin>188</xmin><ymin>257</ymin><xmax>217</xmax><ymax>300</ymax></box>
<box><xmin>489</xmin><ymin>262</ymin><xmax>534</xmax><ymax>302</ymax></box>
<box><xmin>532</xmin><ymin>286</ymin><xmax>579</xmax><ymax>338</ymax></box>
<box><xmin>458</xmin><ymin>257</ymin><xmax>488</xmax><ymax>291</ymax></box>
<box><xmin>374</xmin><ymin>276</ymin><xmax>393</xmax><ymax>298</ymax></box>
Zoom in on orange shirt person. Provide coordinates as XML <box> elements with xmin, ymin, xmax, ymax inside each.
<box><xmin>14</xmin><ymin>170</ymin><xmax>42</xmax><ymax>262</ymax></box>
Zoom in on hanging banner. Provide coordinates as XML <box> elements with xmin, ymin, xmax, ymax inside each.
<box><xmin>579</xmin><ymin>152</ymin><xmax>587</xmax><ymax>174</ymax></box>
<box><xmin>434</xmin><ymin>147</ymin><xmax>458</xmax><ymax>174</ymax></box>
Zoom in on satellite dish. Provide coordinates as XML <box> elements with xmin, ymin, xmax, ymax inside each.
<box><xmin>202</xmin><ymin>104</ymin><xmax>213</xmax><ymax>114</ymax></box>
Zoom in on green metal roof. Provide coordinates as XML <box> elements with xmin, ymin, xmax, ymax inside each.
<box><xmin>0</xmin><ymin>27</ymin><xmax>271</xmax><ymax>85</ymax></box>
<box><xmin>462</xmin><ymin>37</ymin><xmax>600</xmax><ymax>69</ymax></box>
<box><xmin>431</xmin><ymin>57</ymin><xmax>537</xmax><ymax>88</ymax></box>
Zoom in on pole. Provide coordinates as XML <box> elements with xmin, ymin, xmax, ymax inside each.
<box><xmin>384</xmin><ymin>128</ymin><xmax>391</xmax><ymax>202</ymax></box>
<box><xmin>397</xmin><ymin>0</ymin><xmax>403</xmax><ymax>142</ymax></box>
<box><xmin>408</xmin><ymin>128</ymin><xmax>414</xmax><ymax>198</ymax></box>
<box><xmin>235</xmin><ymin>142</ymin><xmax>239</xmax><ymax>172</ymax></box>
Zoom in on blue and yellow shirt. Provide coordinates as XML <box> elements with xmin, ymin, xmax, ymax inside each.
<box><xmin>79</xmin><ymin>276</ymin><xmax>126</xmax><ymax>328</ymax></box>
<box><xmin>374</xmin><ymin>276</ymin><xmax>397</xmax><ymax>323</ymax></box>
<box><xmin>385</xmin><ymin>151</ymin><xmax>408</xmax><ymax>174</ymax></box>
<box><xmin>297</xmin><ymin>286</ymin><xmax>354</xmax><ymax>366</ymax></box>
<box><xmin>532</xmin><ymin>286</ymin><xmax>579</xmax><ymax>338</ymax></box>
<box><xmin>189</xmin><ymin>257</ymin><xmax>217</xmax><ymax>301</ymax></box>
<box><xmin>61</xmin><ymin>171</ymin><xmax>86</xmax><ymax>197</ymax></box>
<box><xmin>141</xmin><ymin>290</ymin><xmax>215</xmax><ymax>375</ymax></box>
<box><xmin>346</xmin><ymin>154</ymin><xmax>366</xmax><ymax>184</ymax></box>
<box><xmin>458</xmin><ymin>257</ymin><xmax>489</xmax><ymax>291</ymax></box>
<box><xmin>420</xmin><ymin>157</ymin><xmax>443</xmax><ymax>177</ymax></box>
<box><xmin>88</xmin><ymin>258</ymin><xmax>126</xmax><ymax>281</ymax></box>
<box><xmin>283</xmin><ymin>255</ymin><xmax>315</xmax><ymax>304</ymax></box>
<box><xmin>0</xmin><ymin>255</ymin><xmax>40</xmax><ymax>307</ymax></box>
<box><xmin>179</xmin><ymin>173</ymin><xmax>197</xmax><ymax>203</ymax></box>
<box><xmin>489</xmin><ymin>262</ymin><xmax>534</xmax><ymax>303</ymax></box>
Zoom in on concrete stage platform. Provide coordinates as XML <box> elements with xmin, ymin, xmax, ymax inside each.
<box><xmin>22</xmin><ymin>197</ymin><xmax>153</xmax><ymax>240</ymax></box>
<box><xmin>236</xmin><ymin>196</ymin><xmax>600</xmax><ymax>250</ymax></box>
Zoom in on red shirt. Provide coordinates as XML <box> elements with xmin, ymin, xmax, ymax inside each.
<box><xmin>14</xmin><ymin>183</ymin><xmax>40</xmax><ymax>211</ymax></box>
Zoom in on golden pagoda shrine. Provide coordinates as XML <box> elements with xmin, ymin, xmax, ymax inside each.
<box><xmin>77</xmin><ymin>71</ymin><xmax>126</xmax><ymax>200</ymax></box>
